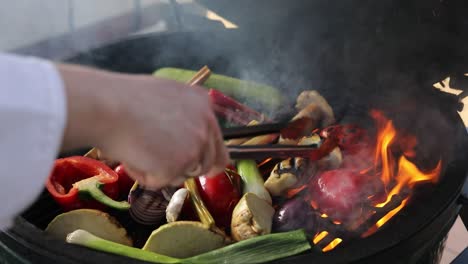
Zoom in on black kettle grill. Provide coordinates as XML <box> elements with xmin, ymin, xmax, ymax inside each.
<box><xmin>1</xmin><ymin>0</ymin><xmax>468</xmax><ymax>263</ymax></box>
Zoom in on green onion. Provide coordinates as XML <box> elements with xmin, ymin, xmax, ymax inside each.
<box><xmin>184</xmin><ymin>229</ymin><xmax>311</xmax><ymax>264</ymax></box>
<box><xmin>67</xmin><ymin>229</ymin><xmax>311</xmax><ymax>264</ymax></box>
<box><xmin>237</xmin><ymin>160</ymin><xmax>272</xmax><ymax>204</ymax></box>
<box><xmin>66</xmin><ymin>230</ymin><xmax>180</xmax><ymax>264</ymax></box>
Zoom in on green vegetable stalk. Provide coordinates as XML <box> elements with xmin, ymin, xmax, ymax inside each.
<box><xmin>66</xmin><ymin>230</ymin><xmax>180</xmax><ymax>264</ymax></box>
<box><xmin>153</xmin><ymin>67</ymin><xmax>284</xmax><ymax>113</ymax></box>
<box><xmin>185</xmin><ymin>229</ymin><xmax>311</xmax><ymax>264</ymax></box>
<box><xmin>236</xmin><ymin>160</ymin><xmax>272</xmax><ymax>204</ymax></box>
<box><xmin>66</xmin><ymin>229</ymin><xmax>311</xmax><ymax>264</ymax></box>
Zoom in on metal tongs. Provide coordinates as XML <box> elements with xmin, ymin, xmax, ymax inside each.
<box><xmin>223</xmin><ymin>118</ymin><xmax>339</xmax><ymax>160</ymax></box>
<box><xmin>186</xmin><ymin>65</ymin><xmax>338</xmax><ymax>161</ymax></box>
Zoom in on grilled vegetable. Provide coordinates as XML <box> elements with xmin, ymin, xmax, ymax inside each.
<box><xmin>66</xmin><ymin>230</ymin><xmax>179</xmax><ymax>264</ymax></box>
<box><xmin>264</xmin><ymin>158</ymin><xmax>305</xmax><ymax>196</ymax></box>
<box><xmin>317</xmin><ymin>147</ymin><xmax>343</xmax><ymax>170</ymax></box>
<box><xmin>194</xmin><ymin>168</ymin><xmax>241</xmax><ymax>230</ymax></box>
<box><xmin>308</xmin><ymin>169</ymin><xmax>385</xmax><ymax>224</ymax></box>
<box><xmin>142</xmin><ymin>221</ymin><xmax>227</xmax><ymax>258</ymax></box>
<box><xmin>184</xmin><ymin>229</ymin><xmax>311</xmax><ymax>264</ymax></box>
<box><xmin>231</xmin><ymin>193</ymin><xmax>275</xmax><ymax>241</ymax></box>
<box><xmin>166</xmin><ymin>188</ymin><xmax>189</xmax><ymax>223</ymax></box>
<box><xmin>279</xmin><ymin>90</ymin><xmax>335</xmax><ymax>144</ymax></box>
<box><xmin>265</xmin><ymin>134</ymin><xmax>321</xmax><ymax>196</ymax></box>
<box><xmin>320</xmin><ymin>124</ymin><xmax>370</xmax><ymax>154</ymax></box>
<box><xmin>45</xmin><ymin>156</ymin><xmax>130</xmax><ymax>211</ymax></box>
<box><xmin>67</xmin><ymin>229</ymin><xmax>311</xmax><ymax>264</ymax></box>
<box><xmin>209</xmin><ymin>89</ymin><xmax>265</xmax><ymax>125</ymax></box>
<box><xmin>272</xmin><ymin>198</ymin><xmax>317</xmax><ymax>234</ymax></box>
<box><xmin>236</xmin><ymin>160</ymin><xmax>272</xmax><ymax>204</ymax></box>
<box><xmin>46</xmin><ymin>209</ymin><xmax>132</xmax><ymax>246</ymax></box>
<box><xmin>153</xmin><ymin>67</ymin><xmax>283</xmax><ymax>111</ymax></box>
<box><xmin>295</xmin><ymin>90</ymin><xmax>335</xmax><ymax>126</ymax></box>
<box><xmin>128</xmin><ymin>184</ymin><xmax>169</xmax><ymax>226</ymax></box>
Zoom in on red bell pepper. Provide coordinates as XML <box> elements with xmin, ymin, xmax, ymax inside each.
<box><xmin>45</xmin><ymin>156</ymin><xmax>130</xmax><ymax>211</ymax></box>
<box><xmin>194</xmin><ymin>166</ymin><xmax>241</xmax><ymax>230</ymax></box>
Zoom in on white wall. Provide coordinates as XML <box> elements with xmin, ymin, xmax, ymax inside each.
<box><xmin>0</xmin><ymin>0</ymin><xmax>171</xmax><ymax>52</ymax></box>
<box><xmin>0</xmin><ymin>0</ymin><xmax>70</xmax><ymax>51</ymax></box>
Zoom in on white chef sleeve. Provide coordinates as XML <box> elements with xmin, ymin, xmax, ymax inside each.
<box><xmin>0</xmin><ymin>53</ymin><xmax>66</xmax><ymax>230</ymax></box>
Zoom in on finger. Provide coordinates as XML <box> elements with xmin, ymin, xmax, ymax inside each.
<box><xmin>124</xmin><ymin>163</ymin><xmax>173</xmax><ymax>191</ymax></box>
<box><xmin>122</xmin><ymin>163</ymin><xmax>147</xmax><ymax>183</ymax></box>
<box><xmin>169</xmin><ymin>177</ymin><xmax>187</xmax><ymax>188</ymax></box>
<box><xmin>198</xmin><ymin>119</ymin><xmax>217</xmax><ymax>176</ymax></box>
<box><xmin>206</xmin><ymin>115</ymin><xmax>229</xmax><ymax>177</ymax></box>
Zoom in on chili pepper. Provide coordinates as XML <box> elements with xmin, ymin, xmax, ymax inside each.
<box><xmin>46</xmin><ymin>156</ymin><xmax>130</xmax><ymax>211</ymax></box>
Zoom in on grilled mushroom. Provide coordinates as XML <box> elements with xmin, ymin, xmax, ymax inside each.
<box><xmin>264</xmin><ymin>157</ymin><xmax>306</xmax><ymax>196</ymax></box>
<box><xmin>279</xmin><ymin>91</ymin><xmax>335</xmax><ymax>145</ymax></box>
<box><xmin>295</xmin><ymin>90</ymin><xmax>335</xmax><ymax>126</ymax></box>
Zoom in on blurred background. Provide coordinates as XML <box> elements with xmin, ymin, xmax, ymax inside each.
<box><xmin>0</xmin><ymin>0</ymin><xmax>242</xmax><ymax>59</ymax></box>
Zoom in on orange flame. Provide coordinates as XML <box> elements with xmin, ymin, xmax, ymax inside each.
<box><xmin>310</xmin><ymin>110</ymin><xmax>443</xmax><ymax>251</ymax></box>
<box><xmin>369</xmin><ymin>110</ymin><xmax>442</xmax><ymax>231</ymax></box>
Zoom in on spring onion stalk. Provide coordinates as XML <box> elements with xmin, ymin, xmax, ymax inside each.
<box><xmin>184</xmin><ymin>229</ymin><xmax>311</xmax><ymax>264</ymax></box>
<box><xmin>66</xmin><ymin>230</ymin><xmax>180</xmax><ymax>264</ymax></box>
<box><xmin>236</xmin><ymin>160</ymin><xmax>272</xmax><ymax>204</ymax></box>
<box><xmin>67</xmin><ymin>229</ymin><xmax>311</xmax><ymax>264</ymax></box>
<box><xmin>184</xmin><ymin>178</ymin><xmax>216</xmax><ymax>228</ymax></box>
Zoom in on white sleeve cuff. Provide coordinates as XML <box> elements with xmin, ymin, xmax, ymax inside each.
<box><xmin>0</xmin><ymin>53</ymin><xmax>67</xmax><ymax>230</ymax></box>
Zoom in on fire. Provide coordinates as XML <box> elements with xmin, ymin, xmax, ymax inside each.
<box><xmin>367</xmin><ymin>110</ymin><xmax>442</xmax><ymax>233</ymax></box>
<box><xmin>311</xmin><ymin>110</ymin><xmax>443</xmax><ymax>250</ymax></box>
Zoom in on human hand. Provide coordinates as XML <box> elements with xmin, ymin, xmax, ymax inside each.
<box><xmin>58</xmin><ymin>64</ymin><xmax>229</xmax><ymax>190</ymax></box>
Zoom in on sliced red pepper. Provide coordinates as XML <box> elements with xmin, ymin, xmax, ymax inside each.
<box><xmin>209</xmin><ymin>89</ymin><xmax>267</xmax><ymax>125</ymax></box>
<box><xmin>320</xmin><ymin>124</ymin><xmax>371</xmax><ymax>154</ymax></box>
<box><xmin>46</xmin><ymin>156</ymin><xmax>130</xmax><ymax>211</ymax></box>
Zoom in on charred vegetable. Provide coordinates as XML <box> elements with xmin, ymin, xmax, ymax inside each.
<box><xmin>231</xmin><ymin>193</ymin><xmax>275</xmax><ymax>241</ymax></box>
<box><xmin>142</xmin><ymin>221</ymin><xmax>227</xmax><ymax>258</ymax></box>
<box><xmin>272</xmin><ymin>198</ymin><xmax>317</xmax><ymax>234</ymax></box>
<box><xmin>46</xmin><ymin>209</ymin><xmax>132</xmax><ymax>246</ymax></box>
<box><xmin>264</xmin><ymin>134</ymin><xmax>321</xmax><ymax>196</ymax></box>
<box><xmin>308</xmin><ymin>169</ymin><xmax>385</xmax><ymax>224</ymax></box>
<box><xmin>279</xmin><ymin>90</ymin><xmax>335</xmax><ymax>145</ymax></box>
<box><xmin>264</xmin><ymin>158</ymin><xmax>306</xmax><ymax>196</ymax></box>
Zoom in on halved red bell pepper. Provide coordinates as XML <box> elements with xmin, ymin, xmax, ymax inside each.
<box><xmin>45</xmin><ymin>156</ymin><xmax>130</xmax><ymax>211</ymax></box>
